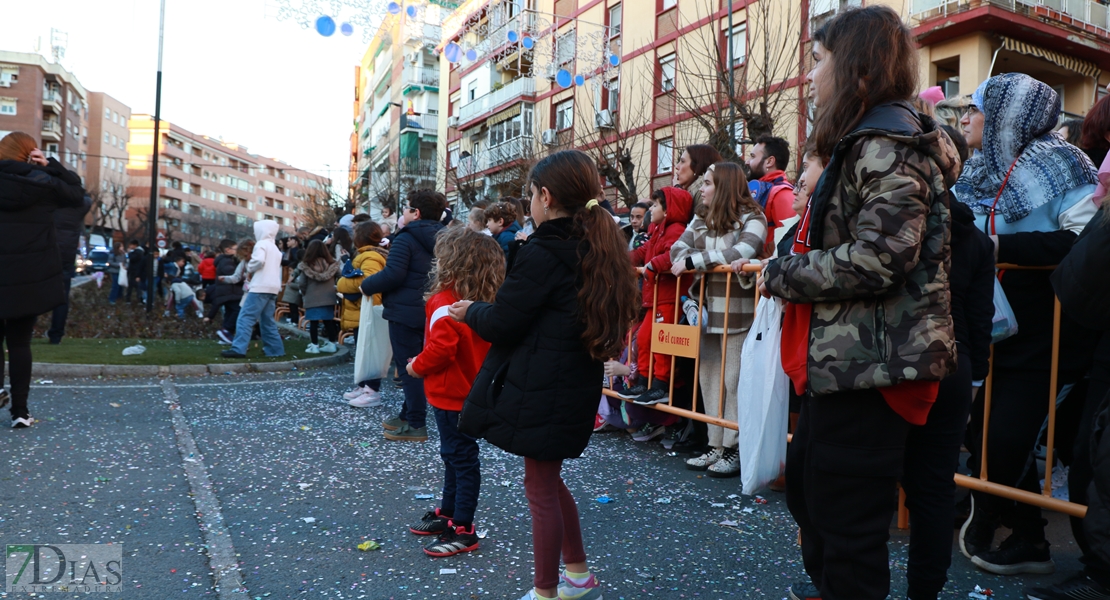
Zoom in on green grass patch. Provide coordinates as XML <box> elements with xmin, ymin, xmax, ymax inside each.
<box><xmin>31</xmin><ymin>338</ymin><xmax>318</xmax><ymax>365</ymax></box>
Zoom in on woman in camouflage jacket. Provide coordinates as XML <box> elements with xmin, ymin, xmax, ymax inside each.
<box><xmin>759</xmin><ymin>7</ymin><xmax>959</xmax><ymax>600</ymax></box>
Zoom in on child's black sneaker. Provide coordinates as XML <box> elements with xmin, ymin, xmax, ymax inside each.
<box><xmin>633</xmin><ymin>380</ymin><xmax>670</xmax><ymax>405</ymax></box>
<box><xmin>1025</xmin><ymin>573</ymin><xmax>1110</xmax><ymax>600</ymax></box>
<box><xmin>409</xmin><ymin>508</ymin><xmax>451</xmax><ymax>536</ymax></box>
<box><xmin>788</xmin><ymin>579</ymin><xmax>820</xmax><ymax>600</ymax></box>
<box><xmin>423</xmin><ymin>521</ymin><xmax>479</xmax><ymax>557</ymax></box>
<box><xmin>614</xmin><ymin>382</ymin><xmax>647</xmax><ymax>400</ymax></box>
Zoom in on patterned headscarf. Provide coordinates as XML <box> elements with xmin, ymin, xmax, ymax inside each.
<box><xmin>952</xmin><ymin>73</ymin><xmax>1097</xmax><ymax>223</ymax></box>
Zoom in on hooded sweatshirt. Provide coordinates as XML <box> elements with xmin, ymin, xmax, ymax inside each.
<box><xmin>630</xmin><ymin>186</ymin><xmax>694</xmax><ymax>308</ymax></box>
<box><xmin>247</xmin><ymin>220</ymin><xmax>283</xmax><ymax>294</ymax></box>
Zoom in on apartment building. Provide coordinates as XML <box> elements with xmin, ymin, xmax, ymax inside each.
<box><xmin>87</xmin><ymin>92</ymin><xmax>131</xmax><ymax>195</ymax></box>
<box><xmin>127</xmin><ymin>116</ymin><xmax>330</xmax><ymax>248</ymax></box>
<box><xmin>350</xmin><ymin>1</ymin><xmax>449</xmax><ymax>215</ymax></box>
<box><xmin>0</xmin><ymin>50</ymin><xmax>89</xmax><ymax>180</ymax></box>
<box><xmin>435</xmin><ymin>0</ymin><xmax>1110</xmax><ymax>209</ymax></box>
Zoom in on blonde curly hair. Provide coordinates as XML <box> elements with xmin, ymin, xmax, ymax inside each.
<box><xmin>425</xmin><ymin>225</ymin><xmax>505</xmax><ymax>303</ymax></box>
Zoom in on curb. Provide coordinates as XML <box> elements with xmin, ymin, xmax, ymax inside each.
<box><xmin>31</xmin><ymin>345</ymin><xmax>349</xmax><ymax>378</ymax></box>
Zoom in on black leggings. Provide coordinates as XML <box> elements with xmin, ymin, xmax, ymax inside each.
<box><xmin>309</xmin><ymin>320</ymin><xmax>338</xmax><ymax>345</ymax></box>
<box><xmin>1</xmin><ymin>315</ymin><xmax>36</xmax><ymax>420</ymax></box>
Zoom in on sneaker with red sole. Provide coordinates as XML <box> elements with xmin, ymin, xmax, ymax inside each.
<box><xmin>423</xmin><ymin>521</ymin><xmax>479</xmax><ymax>557</ymax></box>
<box><xmin>409</xmin><ymin>508</ymin><xmax>451</xmax><ymax>536</ymax></box>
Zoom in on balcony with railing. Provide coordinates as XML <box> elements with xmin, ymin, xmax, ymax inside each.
<box><xmin>42</xmin><ymin>89</ymin><xmax>63</xmax><ymax>114</ymax></box>
<box><xmin>401</xmin><ymin>113</ymin><xmax>439</xmax><ymax>131</ymax></box>
<box><xmin>402</xmin><ymin>67</ymin><xmax>441</xmax><ymax>90</ymax></box>
<box><xmin>456</xmin><ymin>135</ymin><xmax>533</xmax><ymax>178</ymax></box>
<box><xmin>41</xmin><ymin>119</ymin><xmax>62</xmax><ymax>140</ymax></box>
<box><xmin>458</xmin><ymin>78</ymin><xmax>536</xmax><ymax>125</ymax></box>
<box><xmin>912</xmin><ymin>0</ymin><xmax>1110</xmax><ymax>41</ymax></box>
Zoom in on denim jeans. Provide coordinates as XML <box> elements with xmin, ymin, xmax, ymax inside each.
<box><xmin>230</xmin><ymin>293</ymin><xmax>284</xmax><ymax>356</ymax></box>
<box><xmin>389</xmin><ymin>321</ymin><xmax>426</xmax><ymax>429</ymax></box>
<box><xmin>434</xmin><ymin>407</ymin><xmax>481</xmax><ymax>525</ymax></box>
<box><xmin>108</xmin><ymin>272</ymin><xmax>123</xmax><ymax>303</ymax></box>
<box><xmin>175</xmin><ymin>295</ymin><xmax>196</xmax><ymax>318</ymax></box>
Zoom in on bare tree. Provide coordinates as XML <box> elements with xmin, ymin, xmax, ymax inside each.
<box><xmin>302</xmin><ymin>181</ymin><xmax>347</xmax><ymax>229</ymax></box>
<box><xmin>662</xmin><ymin>0</ymin><xmax>804</xmax><ymax>161</ymax></box>
<box><xmin>446</xmin><ymin>132</ymin><xmax>544</xmax><ymax>210</ymax></box>
<box><xmin>572</xmin><ymin>83</ymin><xmax>655</xmax><ymax>208</ymax></box>
<box><xmin>88</xmin><ymin>175</ymin><xmax>133</xmax><ymax>238</ymax></box>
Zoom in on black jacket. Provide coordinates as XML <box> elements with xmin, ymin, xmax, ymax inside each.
<box><xmin>459</xmin><ymin>218</ymin><xmax>604</xmax><ymax>461</ymax></box>
<box><xmin>1088</xmin><ymin>387</ymin><xmax>1110</xmax><ymax>571</ymax></box>
<box><xmin>1053</xmin><ymin>208</ymin><xmax>1110</xmax><ymax>331</ymax></box>
<box><xmin>54</xmin><ymin>193</ymin><xmax>92</xmax><ymax>268</ymax></box>
<box><xmin>127</xmin><ymin>246</ymin><xmax>146</xmax><ymax>281</ymax></box>
<box><xmin>0</xmin><ymin>158</ymin><xmax>86</xmax><ymax>319</ymax></box>
<box><xmin>207</xmin><ymin>254</ymin><xmax>243</xmax><ymax>306</ymax></box>
<box><xmin>950</xmin><ymin>202</ymin><xmax>996</xmax><ymax>381</ymax></box>
<box><xmin>359</xmin><ymin>219</ymin><xmax>443</xmax><ymax>330</ymax></box>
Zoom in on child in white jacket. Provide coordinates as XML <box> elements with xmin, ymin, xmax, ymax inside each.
<box><xmin>221</xmin><ymin>220</ymin><xmax>285</xmax><ymax>358</ymax></box>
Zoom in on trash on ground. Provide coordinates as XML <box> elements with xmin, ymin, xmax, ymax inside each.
<box><xmin>122</xmin><ymin>345</ymin><xmax>146</xmax><ymax>356</ymax></box>
<box><xmin>414</xmin><ymin>493</ymin><xmax>434</xmax><ymax>500</ymax></box>
<box><xmin>596</xmin><ymin>495</ymin><xmax>614</xmax><ymax>504</ymax></box>
<box><xmin>297</xmin><ymin>483</ymin><xmax>312</xmax><ymax>490</ymax></box>
<box><xmin>301</xmin><ymin>517</ymin><xmax>315</xmax><ymax>523</ymax></box>
<box><xmin>719</xmin><ymin>519</ymin><xmax>739</xmax><ymax>527</ymax></box>
<box><xmin>476</xmin><ymin>529</ymin><xmax>488</xmax><ymax>539</ymax></box>
<box><xmin>439</xmin><ymin>568</ymin><xmax>457</xmax><ymax>574</ymax></box>
<box><xmin>356</xmin><ymin>540</ymin><xmax>380</xmax><ymax>552</ymax></box>
<box><xmin>711</xmin><ymin>502</ymin><xmax>726</xmax><ymax>508</ymax></box>
<box><xmin>655</xmin><ymin>497</ymin><xmax>672</xmax><ymax>504</ymax></box>
<box><xmin>969</xmin><ymin>585</ymin><xmax>994</xmax><ymax>599</ymax></box>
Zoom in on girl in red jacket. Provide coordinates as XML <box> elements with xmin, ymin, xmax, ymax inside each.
<box><xmin>405</xmin><ymin>225</ymin><xmax>505</xmax><ymax>557</ymax></box>
<box><xmin>620</xmin><ymin>186</ymin><xmax>694</xmax><ymax>405</ymax></box>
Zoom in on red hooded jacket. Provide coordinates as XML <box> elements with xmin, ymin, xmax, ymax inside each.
<box><xmin>630</xmin><ymin>186</ymin><xmax>694</xmax><ymax>309</ymax></box>
<box><xmin>411</xmin><ymin>289</ymin><xmax>492</xmax><ymax>412</ymax></box>
<box><xmin>198</xmin><ymin>257</ymin><xmax>216</xmax><ymax>280</ymax></box>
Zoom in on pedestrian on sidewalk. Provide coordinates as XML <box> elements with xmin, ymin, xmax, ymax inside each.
<box><xmin>205</xmin><ymin>239</ymin><xmax>243</xmax><ymax>344</ymax></box>
<box><xmin>759</xmin><ymin>7</ymin><xmax>959</xmax><ymax>599</ymax></box>
<box><xmin>294</xmin><ymin>240</ymin><xmax>340</xmax><ymax>355</ymax></box>
<box><xmin>0</xmin><ymin>132</ymin><xmax>87</xmax><ymax>428</ymax></box>
<box><xmin>47</xmin><ymin>172</ymin><xmax>92</xmax><ymax>345</ymax></box>
<box><xmin>124</xmin><ymin>239</ymin><xmax>146</xmax><ymax>303</ymax></box>
<box><xmin>449</xmin><ymin>150</ymin><xmax>639</xmax><ymax>600</ymax></box>
<box><xmin>340</xmin><ymin>221</ymin><xmax>390</xmax><ymax>406</ymax></box>
<box><xmin>406</xmin><ymin>226</ymin><xmax>504</xmax><ymax>556</ymax></box>
<box><xmin>360</xmin><ymin>189</ymin><xmax>447</xmax><ymax>442</ymax></box>
<box><xmin>221</xmin><ymin>221</ymin><xmax>284</xmax><ymax>359</ymax></box>
<box><xmin>107</xmin><ymin>242</ymin><xmax>126</xmax><ymax>304</ymax></box>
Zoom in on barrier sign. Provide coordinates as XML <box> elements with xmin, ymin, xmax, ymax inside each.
<box><xmin>651</xmin><ymin>322</ymin><xmax>700</xmax><ymax>358</ymax></box>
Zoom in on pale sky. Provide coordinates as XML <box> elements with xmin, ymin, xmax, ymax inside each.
<box><xmin>7</xmin><ymin>0</ymin><xmax>377</xmax><ymax>199</ymax></box>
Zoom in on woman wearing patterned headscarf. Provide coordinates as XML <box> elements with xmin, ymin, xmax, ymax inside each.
<box><xmin>954</xmin><ymin>72</ymin><xmax>1100</xmax><ymax>577</ymax></box>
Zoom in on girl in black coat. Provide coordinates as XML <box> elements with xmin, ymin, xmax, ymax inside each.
<box><xmin>204</xmin><ymin>239</ymin><xmax>244</xmax><ymax>343</ymax></box>
<box><xmin>0</xmin><ymin>133</ymin><xmax>87</xmax><ymax>428</ymax></box>
<box><xmin>449</xmin><ymin>150</ymin><xmax>639</xmax><ymax>600</ymax></box>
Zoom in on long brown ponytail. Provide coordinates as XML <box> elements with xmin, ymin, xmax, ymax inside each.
<box><xmin>529</xmin><ymin>150</ymin><xmax>640</xmax><ymax>361</ymax></box>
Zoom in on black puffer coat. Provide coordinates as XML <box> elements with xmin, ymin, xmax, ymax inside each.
<box><xmin>0</xmin><ymin>158</ymin><xmax>86</xmax><ymax>319</ymax></box>
<box><xmin>360</xmin><ymin>219</ymin><xmax>443</xmax><ymax>330</ymax></box>
<box><xmin>54</xmin><ymin>193</ymin><xmax>92</xmax><ymax>266</ymax></box>
<box><xmin>459</xmin><ymin>218</ymin><xmax>604</xmax><ymax>461</ymax></box>
<box><xmin>207</xmin><ymin>254</ymin><xmax>243</xmax><ymax>306</ymax></box>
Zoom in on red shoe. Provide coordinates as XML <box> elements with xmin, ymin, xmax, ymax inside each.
<box><xmin>423</xmin><ymin>521</ymin><xmax>479</xmax><ymax>557</ymax></box>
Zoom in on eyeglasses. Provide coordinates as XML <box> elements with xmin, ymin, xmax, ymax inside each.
<box><xmin>963</xmin><ymin>105</ymin><xmax>981</xmax><ymax>117</ymax></box>
<box><xmin>403</xmin><ymin>206</ymin><xmax>416</xmax><ymax>213</ymax></box>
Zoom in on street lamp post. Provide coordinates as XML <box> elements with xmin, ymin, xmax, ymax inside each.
<box><xmin>727</xmin><ymin>0</ymin><xmax>735</xmax><ymax>156</ymax></box>
<box><xmin>145</xmin><ymin>0</ymin><xmax>166</xmax><ymax>312</ymax></box>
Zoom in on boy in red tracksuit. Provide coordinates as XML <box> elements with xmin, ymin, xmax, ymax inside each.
<box><xmin>621</xmin><ymin>186</ymin><xmax>694</xmax><ymax>405</ymax></box>
<box><xmin>404</xmin><ymin>227</ymin><xmax>504</xmax><ymax>558</ymax></box>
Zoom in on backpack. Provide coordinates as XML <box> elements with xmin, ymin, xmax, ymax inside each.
<box><xmin>749</xmin><ymin>176</ymin><xmax>794</xmax><ymax>210</ymax></box>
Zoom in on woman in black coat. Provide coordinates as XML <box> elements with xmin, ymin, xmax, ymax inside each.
<box><xmin>0</xmin><ymin>133</ymin><xmax>87</xmax><ymax>428</ymax></box>
<box><xmin>449</xmin><ymin>151</ymin><xmax>639</xmax><ymax>600</ymax></box>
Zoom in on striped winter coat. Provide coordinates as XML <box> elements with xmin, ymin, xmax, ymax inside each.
<box><xmin>670</xmin><ymin>211</ymin><xmax>768</xmax><ymax>334</ymax></box>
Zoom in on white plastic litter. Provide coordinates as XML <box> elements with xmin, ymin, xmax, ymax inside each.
<box><xmin>121</xmin><ymin>345</ymin><xmax>146</xmax><ymax>356</ymax></box>
<box><xmin>301</xmin><ymin>517</ymin><xmax>316</xmax><ymax>523</ymax></box>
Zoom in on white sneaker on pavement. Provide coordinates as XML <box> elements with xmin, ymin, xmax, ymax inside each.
<box><xmin>305</xmin><ymin>343</ymin><xmax>321</xmax><ymax>354</ymax></box>
<box><xmin>348</xmin><ymin>389</ymin><xmax>382</xmax><ymax>408</ymax></box>
<box><xmin>320</xmin><ymin>340</ymin><xmax>338</xmax><ymax>353</ymax></box>
<box><xmin>343</xmin><ymin>385</ymin><xmax>371</xmax><ymax>400</ymax></box>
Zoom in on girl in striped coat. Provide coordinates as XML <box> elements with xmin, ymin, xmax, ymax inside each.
<box><xmin>670</xmin><ymin>161</ymin><xmax>768</xmax><ymax>478</ymax></box>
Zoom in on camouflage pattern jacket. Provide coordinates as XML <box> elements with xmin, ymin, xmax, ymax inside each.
<box><xmin>763</xmin><ymin>102</ymin><xmax>959</xmax><ymax>395</ymax></box>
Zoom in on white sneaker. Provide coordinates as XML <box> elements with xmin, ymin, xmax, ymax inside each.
<box><xmin>685</xmin><ymin>447</ymin><xmax>724</xmax><ymax>471</ymax></box>
<box><xmin>305</xmin><ymin>343</ymin><xmax>321</xmax><ymax>354</ymax></box>
<box><xmin>319</xmin><ymin>340</ymin><xmax>338</xmax><ymax>353</ymax></box>
<box><xmin>343</xmin><ymin>385</ymin><xmax>371</xmax><ymax>400</ymax></box>
<box><xmin>348</xmin><ymin>389</ymin><xmax>382</xmax><ymax>408</ymax></box>
<box><xmin>707</xmin><ymin>447</ymin><xmax>740</xmax><ymax>478</ymax></box>
<box><xmin>12</xmin><ymin>416</ymin><xmax>34</xmax><ymax>429</ymax></box>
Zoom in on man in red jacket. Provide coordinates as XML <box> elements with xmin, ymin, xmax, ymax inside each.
<box><xmin>747</xmin><ymin>135</ymin><xmax>797</xmax><ymax>255</ymax></box>
<box><xmin>620</xmin><ymin>186</ymin><xmax>694</xmax><ymax>405</ymax></box>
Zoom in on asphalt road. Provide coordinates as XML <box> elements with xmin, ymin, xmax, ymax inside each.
<box><xmin>0</xmin><ymin>366</ymin><xmax>1087</xmax><ymax>599</ymax></box>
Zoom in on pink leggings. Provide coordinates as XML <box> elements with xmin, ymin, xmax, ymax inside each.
<box><xmin>523</xmin><ymin>458</ymin><xmax>588</xmax><ymax>589</ymax></box>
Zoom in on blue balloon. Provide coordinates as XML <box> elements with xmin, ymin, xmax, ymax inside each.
<box><xmin>340</xmin><ymin>22</ymin><xmax>354</xmax><ymax>36</ymax></box>
<box><xmin>387</xmin><ymin>2</ymin><xmax>401</xmax><ymax>14</ymax></box>
<box><xmin>507</xmin><ymin>30</ymin><xmax>519</xmax><ymax>43</ymax></box>
<box><xmin>574</xmin><ymin>74</ymin><xmax>585</xmax><ymax>86</ymax></box>
<box><xmin>465</xmin><ymin>49</ymin><xmax>478</xmax><ymax>61</ymax></box>
<box><xmin>609</xmin><ymin>54</ymin><xmax>620</xmax><ymax>67</ymax></box>
<box><xmin>406</xmin><ymin>5</ymin><xmax>417</xmax><ymax>17</ymax></box>
<box><xmin>556</xmin><ymin>69</ymin><xmax>572</xmax><ymax>88</ymax></box>
<box><xmin>315</xmin><ymin>15</ymin><xmax>336</xmax><ymax>36</ymax></box>
<box><xmin>521</xmin><ymin>36</ymin><xmax>535</xmax><ymax>49</ymax></box>
<box><xmin>444</xmin><ymin>42</ymin><xmax>462</xmax><ymax>63</ymax></box>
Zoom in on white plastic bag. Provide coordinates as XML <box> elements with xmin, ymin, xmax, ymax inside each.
<box><xmin>991</xmin><ymin>276</ymin><xmax>1018</xmax><ymax>343</ymax></box>
<box><xmin>737</xmin><ymin>295</ymin><xmax>790</xmax><ymax>496</ymax></box>
<box><xmin>122</xmin><ymin>344</ymin><xmax>146</xmax><ymax>356</ymax></box>
<box><xmin>353</xmin><ymin>300</ymin><xmax>392</xmax><ymax>384</ymax></box>
<box><xmin>118</xmin><ymin>265</ymin><xmax>129</xmax><ymax>287</ymax></box>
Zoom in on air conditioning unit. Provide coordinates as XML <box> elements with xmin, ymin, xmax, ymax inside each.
<box><xmin>544</xmin><ymin>64</ymin><xmax>559</xmax><ymax>81</ymax></box>
<box><xmin>448</xmin><ymin>115</ymin><xmax>459</xmax><ymax>128</ymax></box>
<box><xmin>595</xmin><ymin>109</ymin><xmax>614</xmax><ymax>129</ymax></box>
<box><xmin>0</xmin><ymin>81</ymin><xmax>10</xmax><ymax>88</ymax></box>
<box><xmin>541</xmin><ymin>129</ymin><xmax>558</xmax><ymax>145</ymax></box>
<box><xmin>409</xmin><ymin>51</ymin><xmax>421</xmax><ymax>64</ymax></box>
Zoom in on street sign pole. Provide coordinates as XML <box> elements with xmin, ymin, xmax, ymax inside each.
<box><xmin>146</xmin><ymin>0</ymin><xmax>166</xmax><ymax>312</ymax></box>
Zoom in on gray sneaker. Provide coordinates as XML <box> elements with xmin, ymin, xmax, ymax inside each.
<box><xmin>383</xmin><ymin>423</ymin><xmax>428</xmax><ymax>442</ymax></box>
<box><xmin>382</xmin><ymin>416</ymin><xmax>407</xmax><ymax>431</ymax></box>
<box><xmin>558</xmin><ymin>571</ymin><xmax>604</xmax><ymax>600</ymax></box>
